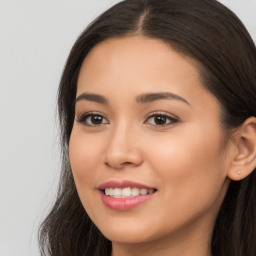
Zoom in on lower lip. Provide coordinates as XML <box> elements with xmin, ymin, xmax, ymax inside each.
<box><xmin>100</xmin><ymin>191</ymin><xmax>155</xmax><ymax>211</ymax></box>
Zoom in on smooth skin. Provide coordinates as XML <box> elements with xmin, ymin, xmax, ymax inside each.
<box><xmin>69</xmin><ymin>36</ymin><xmax>256</xmax><ymax>256</ymax></box>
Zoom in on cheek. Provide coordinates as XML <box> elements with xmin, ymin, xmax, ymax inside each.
<box><xmin>69</xmin><ymin>129</ymin><xmax>110</xmax><ymax>224</ymax></box>
<box><xmin>69</xmin><ymin>129</ymin><xmax>104</xmax><ymax>176</ymax></box>
<box><xmin>69</xmin><ymin>130</ymin><xmax>104</xmax><ymax>203</ymax></box>
<box><xmin>145</xmin><ymin>125</ymin><xmax>227</xmax><ymax>211</ymax></box>
<box><xmin>147</xmin><ymin>125</ymin><xmax>223</xmax><ymax>172</ymax></box>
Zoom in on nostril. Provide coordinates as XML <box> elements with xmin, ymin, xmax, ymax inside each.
<box><xmin>122</xmin><ymin>162</ymin><xmax>133</xmax><ymax>166</ymax></box>
<box><xmin>104</xmin><ymin>161</ymin><xmax>119</xmax><ymax>169</ymax></box>
<box><xmin>104</xmin><ymin>161</ymin><xmax>133</xmax><ymax>169</ymax></box>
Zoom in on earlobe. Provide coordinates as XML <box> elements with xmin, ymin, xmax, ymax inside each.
<box><xmin>228</xmin><ymin>117</ymin><xmax>256</xmax><ymax>181</ymax></box>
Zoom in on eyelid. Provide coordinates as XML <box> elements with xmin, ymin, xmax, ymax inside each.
<box><xmin>76</xmin><ymin>111</ymin><xmax>109</xmax><ymax>126</ymax></box>
<box><xmin>144</xmin><ymin>111</ymin><xmax>179</xmax><ymax>126</ymax></box>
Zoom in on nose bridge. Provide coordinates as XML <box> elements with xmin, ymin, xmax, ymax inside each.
<box><xmin>104</xmin><ymin>118</ymin><xmax>142</xmax><ymax>168</ymax></box>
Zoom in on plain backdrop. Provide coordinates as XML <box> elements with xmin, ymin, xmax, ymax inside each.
<box><xmin>0</xmin><ymin>1</ymin><xmax>255</xmax><ymax>256</ymax></box>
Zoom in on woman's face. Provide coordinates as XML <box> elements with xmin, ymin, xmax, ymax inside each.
<box><xmin>69</xmin><ymin>36</ymin><xmax>232</xmax><ymax>246</ymax></box>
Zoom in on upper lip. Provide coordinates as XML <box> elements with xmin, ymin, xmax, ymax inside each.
<box><xmin>98</xmin><ymin>180</ymin><xmax>156</xmax><ymax>190</ymax></box>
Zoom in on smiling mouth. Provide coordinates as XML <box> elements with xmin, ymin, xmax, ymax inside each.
<box><xmin>103</xmin><ymin>187</ymin><xmax>157</xmax><ymax>198</ymax></box>
<box><xmin>98</xmin><ymin>181</ymin><xmax>157</xmax><ymax>210</ymax></box>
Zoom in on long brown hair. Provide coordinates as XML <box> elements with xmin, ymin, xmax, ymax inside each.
<box><xmin>39</xmin><ymin>0</ymin><xmax>256</xmax><ymax>255</ymax></box>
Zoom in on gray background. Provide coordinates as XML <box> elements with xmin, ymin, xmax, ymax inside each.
<box><xmin>0</xmin><ymin>1</ymin><xmax>255</xmax><ymax>255</ymax></box>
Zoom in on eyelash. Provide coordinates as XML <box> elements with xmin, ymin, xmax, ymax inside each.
<box><xmin>77</xmin><ymin>112</ymin><xmax>178</xmax><ymax>127</ymax></box>
<box><xmin>145</xmin><ymin>112</ymin><xmax>178</xmax><ymax>127</ymax></box>
<box><xmin>77</xmin><ymin>112</ymin><xmax>109</xmax><ymax>127</ymax></box>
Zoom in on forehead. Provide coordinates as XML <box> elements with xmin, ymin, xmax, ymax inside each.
<box><xmin>78</xmin><ymin>36</ymin><xmax>202</xmax><ymax>93</ymax></box>
<box><xmin>81</xmin><ymin>36</ymin><xmax>199</xmax><ymax>73</ymax></box>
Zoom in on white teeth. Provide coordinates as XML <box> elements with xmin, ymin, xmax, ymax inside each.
<box><xmin>105</xmin><ymin>188</ymin><xmax>110</xmax><ymax>196</ymax></box>
<box><xmin>140</xmin><ymin>188</ymin><xmax>147</xmax><ymax>195</ymax></box>
<box><xmin>104</xmin><ymin>187</ymin><xmax>155</xmax><ymax>198</ymax></box>
<box><xmin>110</xmin><ymin>188</ymin><xmax>114</xmax><ymax>196</ymax></box>
<box><xmin>122</xmin><ymin>187</ymin><xmax>131</xmax><ymax>197</ymax></box>
<box><xmin>131</xmin><ymin>187</ymin><xmax>139</xmax><ymax>196</ymax></box>
<box><xmin>114</xmin><ymin>188</ymin><xmax>122</xmax><ymax>198</ymax></box>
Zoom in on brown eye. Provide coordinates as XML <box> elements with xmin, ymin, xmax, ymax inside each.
<box><xmin>78</xmin><ymin>114</ymin><xmax>109</xmax><ymax>126</ymax></box>
<box><xmin>90</xmin><ymin>115</ymin><xmax>104</xmax><ymax>125</ymax></box>
<box><xmin>154</xmin><ymin>115</ymin><xmax>168</xmax><ymax>125</ymax></box>
<box><xmin>146</xmin><ymin>114</ymin><xmax>178</xmax><ymax>126</ymax></box>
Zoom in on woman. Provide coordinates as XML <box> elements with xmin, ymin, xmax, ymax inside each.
<box><xmin>39</xmin><ymin>0</ymin><xmax>256</xmax><ymax>255</ymax></box>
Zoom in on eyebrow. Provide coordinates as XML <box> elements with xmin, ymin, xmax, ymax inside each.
<box><xmin>76</xmin><ymin>93</ymin><xmax>108</xmax><ymax>104</ymax></box>
<box><xmin>75</xmin><ymin>92</ymin><xmax>190</xmax><ymax>105</ymax></box>
<box><xmin>136</xmin><ymin>92</ymin><xmax>190</xmax><ymax>105</ymax></box>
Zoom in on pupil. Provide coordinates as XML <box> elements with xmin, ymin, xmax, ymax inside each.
<box><xmin>154</xmin><ymin>116</ymin><xmax>166</xmax><ymax>125</ymax></box>
<box><xmin>92</xmin><ymin>115</ymin><xmax>102</xmax><ymax>124</ymax></box>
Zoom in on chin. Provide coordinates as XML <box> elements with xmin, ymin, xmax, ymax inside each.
<box><xmin>103</xmin><ymin>229</ymin><xmax>155</xmax><ymax>244</ymax></box>
<box><xmin>93</xmin><ymin>219</ymin><xmax>149</xmax><ymax>242</ymax></box>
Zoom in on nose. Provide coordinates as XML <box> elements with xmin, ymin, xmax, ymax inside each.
<box><xmin>104</xmin><ymin>124</ymin><xmax>143</xmax><ymax>169</ymax></box>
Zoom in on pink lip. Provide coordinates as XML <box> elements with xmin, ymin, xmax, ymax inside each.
<box><xmin>98</xmin><ymin>180</ymin><xmax>157</xmax><ymax>211</ymax></box>
<box><xmin>100</xmin><ymin>192</ymin><xmax>155</xmax><ymax>211</ymax></box>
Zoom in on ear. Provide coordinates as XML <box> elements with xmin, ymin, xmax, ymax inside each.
<box><xmin>228</xmin><ymin>116</ymin><xmax>256</xmax><ymax>181</ymax></box>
